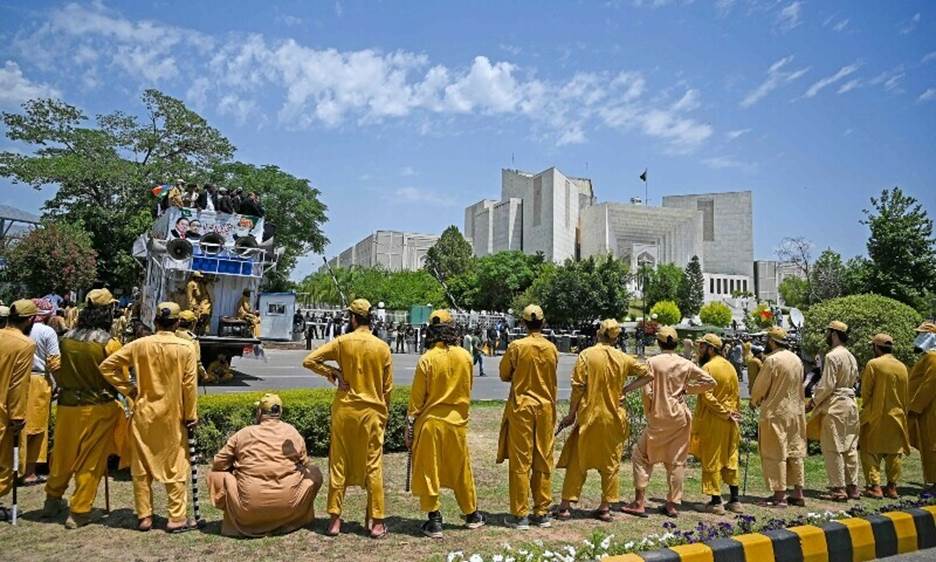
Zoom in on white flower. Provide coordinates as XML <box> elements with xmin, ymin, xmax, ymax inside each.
<box><xmin>600</xmin><ymin>536</ymin><xmax>612</xmax><ymax>550</ymax></box>
<box><xmin>584</xmin><ymin>540</ymin><xmax>595</xmax><ymax>549</ymax></box>
<box><xmin>543</xmin><ymin>551</ymin><xmax>554</xmax><ymax>559</ymax></box>
<box><xmin>565</xmin><ymin>546</ymin><xmax>576</xmax><ymax>556</ymax></box>
<box><xmin>493</xmin><ymin>556</ymin><xmax>504</xmax><ymax>562</ymax></box>
<box><xmin>534</xmin><ymin>540</ymin><xmax>544</xmax><ymax>547</ymax></box>
<box><xmin>469</xmin><ymin>555</ymin><xmax>484</xmax><ymax>562</ymax></box>
<box><xmin>448</xmin><ymin>552</ymin><xmax>464</xmax><ymax>562</ymax></box>
<box><xmin>624</xmin><ymin>541</ymin><xmax>635</xmax><ymax>551</ymax></box>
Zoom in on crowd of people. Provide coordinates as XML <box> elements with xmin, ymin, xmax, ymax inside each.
<box><xmin>160</xmin><ymin>179</ymin><xmax>265</xmax><ymax>217</ymax></box>
<box><xmin>2</xmin><ymin>293</ymin><xmax>936</xmax><ymax>545</ymax></box>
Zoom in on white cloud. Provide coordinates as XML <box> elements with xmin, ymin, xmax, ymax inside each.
<box><xmin>334</xmin><ymin>2</ymin><xmax>343</xmax><ymax>17</ymax></box>
<box><xmin>832</xmin><ymin>18</ymin><xmax>849</xmax><ymax>32</ymax></box>
<box><xmin>919</xmin><ymin>88</ymin><xmax>936</xmax><ymax>103</ymax></box>
<box><xmin>923</xmin><ymin>52</ymin><xmax>936</xmax><ymax>64</ymax></box>
<box><xmin>715</xmin><ymin>0</ymin><xmax>736</xmax><ymax>16</ymax></box>
<box><xmin>777</xmin><ymin>2</ymin><xmax>803</xmax><ymax>32</ymax></box>
<box><xmin>276</xmin><ymin>14</ymin><xmax>303</xmax><ymax>26</ymax></box>
<box><xmin>870</xmin><ymin>66</ymin><xmax>905</xmax><ymax>93</ymax></box>
<box><xmin>0</xmin><ymin>60</ymin><xmax>61</xmax><ymax>109</ymax></box>
<box><xmin>823</xmin><ymin>14</ymin><xmax>849</xmax><ymax>32</ymax></box>
<box><xmin>741</xmin><ymin>55</ymin><xmax>810</xmax><ymax>108</ymax></box>
<box><xmin>900</xmin><ymin>12</ymin><xmax>921</xmax><ymax>34</ymax></box>
<box><xmin>218</xmin><ymin>94</ymin><xmax>258</xmax><ymax>124</ymax></box>
<box><xmin>392</xmin><ymin>187</ymin><xmax>454</xmax><ymax>207</ymax></box>
<box><xmin>701</xmin><ymin>156</ymin><xmax>753</xmax><ymax>170</ymax></box>
<box><xmin>499</xmin><ymin>44</ymin><xmax>522</xmax><ymax>56</ymax></box>
<box><xmin>726</xmin><ymin>128</ymin><xmax>751</xmax><ymax>140</ymax></box>
<box><xmin>837</xmin><ymin>79</ymin><xmax>860</xmax><ymax>94</ymax></box>
<box><xmin>803</xmin><ymin>62</ymin><xmax>860</xmax><ymax>98</ymax></box>
<box><xmin>400</xmin><ymin>166</ymin><xmax>416</xmax><ymax>177</ymax></box>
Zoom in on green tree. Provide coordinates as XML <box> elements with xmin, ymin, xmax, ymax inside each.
<box><xmin>862</xmin><ymin>187</ymin><xmax>936</xmax><ymax>312</ymax></box>
<box><xmin>650</xmin><ymin>300</ymin><xmax>681</xmax><ymax>325</ymax></box>
<box><xmin>843</xmin><ymin>256</ymin><xmax>873</xmax><ymax>295</ymax></box>
<box><xmin>699</xmin><ymin>301</ymin><xmax>733</xmax><ymax>327</ymax></box>
<box><xmin>594</xmin><ymin>256</ymin><xmax>631</xmax><ymax>320</ymax></box>
<box><xmin>644</xmin><ymin>263</ymin><xmax>683</xmax><ymax>307</ymax></box>
<box><xmin>424</xmin><ymin>225</ymin><xmax>474</xmax><ymax>281</ymax></box>
<box><xmin>776</xmin><ymin>237</ymin><xmax>814</xmax><ymax>304</ymax></box>
<box><xmin>450</xmin><ymin>251</ymin><xmax>545</xmax><ymax>312</ymax></box>
<box><xmin>3</xmin><ymin>221</ymin><xmax>97</xmax><ymax>295</ymax></box>
<box><xmin>538</xmin><ymin>258</ymin><xmax>601</xmax><ymax>327</ymax></box>
<box><xmin>678</xmin><ymin>255</ymin><xmax>705</xmax><ymax>317</ymax></box>
<box><xmin>778</xmin><ymin>276</ymin><xmax>809</xmax><ymax>308</ymax></box>
<box><xmin>208</xmin><ymin>162</ymin><xmax>327</xmax><ymax>291</ymax></box>
<box><xmin>809</xmin><ymin>249</ymin><xmax>846</xmax><ymax>303</ymax></box>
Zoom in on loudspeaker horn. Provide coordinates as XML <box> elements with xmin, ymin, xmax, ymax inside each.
<box><xmin>167</xmin><ymin>238</ymin><xmax>193</xmax><ymax>261</ymax></box>
<box><xmin>199</xmin><ymin>232</ymin><xmax>225</xmax><ymax>256</ymax></box>
<box><xmin>233</xmin><ymin>235</ymin><xmax>259</xmax><ymax>257</ymax></box>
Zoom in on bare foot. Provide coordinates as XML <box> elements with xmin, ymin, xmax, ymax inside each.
<box><xmin>325</xmin><ymin>515</ymin><xmax>342</xmax><ymax>537</ymax></box>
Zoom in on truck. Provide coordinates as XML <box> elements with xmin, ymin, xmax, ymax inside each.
<box><xmin>132</xmin><ymin>206</ymin><xmax>282</xmax><ymax>365</ymax></box>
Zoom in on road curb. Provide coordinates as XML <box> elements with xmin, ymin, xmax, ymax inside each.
<box><xmin>608</xmin><ymin>505</ymin><xmax>936</xmax><ymax>561</ymax></box>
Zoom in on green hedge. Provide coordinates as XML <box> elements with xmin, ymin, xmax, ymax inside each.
<box><xmin>194</xmin><ymin>388</ymin><xmax>410</xmax><ymax>458</ymax></box>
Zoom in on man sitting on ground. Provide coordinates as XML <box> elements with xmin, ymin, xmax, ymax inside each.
<box><xmin>208</xmin><ymin>393</ymin><xmax>323</xmax><ymax>537</ymax></box>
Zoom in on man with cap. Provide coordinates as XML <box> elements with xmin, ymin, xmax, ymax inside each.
<box><xmin>176</xmin><ymin>310</ymin><xmax>208</xmax><ymax>384</ymax></box>
<box><xmin>805</xmin><ymin>321</ymin><xmax>860</xmax><ymax>502</ymax></box>
<box><xmin>168</xmin><ymin>179</ymin><xmax>185</xmax><ymax>209</ymax></box>
<box><xmin>207</xmin><ymin>393</ymin><xmax>323</xmax><ymax>537</ymax></box>
<box><xmin>622</xmin><ymin>326</ymin><xmax>714</xmax><ymax>518</ymax></box>
<box><xmin>859</xmin><ymin>333</ymin><xmax>910</xmax><ymax>499</ymax></box>
<box><xmin>750</xmin><ymin>326</ymin><xmax>807</xmax><ymax>508</ymax></box>
<box><xmin>236</xmin><ymin>289</ymin><xmax>260</xmax><ymax>338</ymax></box>
<box><xmin>746</xmin><ymin>344</ymin><xmax>765</xmax><ymax>396</ymax></box>
<box><xmin>20</xmin><ymin>298</ymin><xmax>61</xmax><ymax>485</ymax></box>
<box><xmin>691</xmin><ymin>333</ymin><xmax>743</xmax><ymax>514</ymax></box>
<box><xmin>555</xmin><ymin>319</ymin><xmax>650</xmax><ymax>522</ymax></box>
<box><xmin>405</xmin><ymin>309</ymin><xmax>484</xmax><ymax>538</ymax></box>
<box><xmin>303</xmin><ymin>298</ymin><xmax>393</xmax><ymax>539</ymax></box>
<box><xmin>99</xmin><ymin>302</ymin><xmax>199</xmax><ymax>532</ymax></box>
<box><xmin>908</xmin><ymin>323</ymin><xmax>936</xmax><ymax>493</ymax></box>
<box><xmin>0</xmin><ymin>300</ymin><xmax>38</xmax><ymax>521</ymax></box>
<box><xmin>42</xmin><ymin>289</ymin><xmax>126</xmax><ymax>528</ymax></box>
<box><xmin>496</xmin><ymin>304</ymin><xmax>559</xmax><ymax>529</ymax></box>
<box><xmin>186</xmin><ymin>272</ymin><xmax>212</xmax><ymax>335</ymax></box>
<box><xmin>216</xmin><ymin>187</ymin><xmax>235</xmax><ymax>214</ymax></box>
<box><xmin>0</xmin><ymin>305</ymin><xmax>9</xmax><ymax>329</ymax></box>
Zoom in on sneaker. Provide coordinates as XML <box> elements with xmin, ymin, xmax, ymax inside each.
<box><xmin>465</xmin><ymin>511</ymin><xmax>486</xmax><ymax>529</ymax></box>
<box><xmin>725</xmin><ymin>501</ymin><xmax>743</xmax><ymax>514</ymax></box>
<box><xmin>65</xmin><ymin>512</ymin><xmax>93</xmax><ymax>529</ymax></box>
<box><xmin>42</xmin><ymin>497</ymin><xmax>68</xmax><ymax>519</ymax></box>
<box><xmin>421</xmin><ymin>515</ymin><xmax>443</xmax><ymax>539</ymax></box>
<box><xmin>505</xmin><ymin>515</ymin><xmax>530</xmax><ymax>530</ymax></box>
<box><xmin>530</xmin><ymin>513</ymin><xmax>553</xmax><ymax>528</ymax></box>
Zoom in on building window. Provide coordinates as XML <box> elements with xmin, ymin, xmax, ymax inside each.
<box><xmin>743</xmin><ymin>279</ymin><xmax>748</xmax><ymax>292</ymax></box>
<box><xmin>697</xmin><ymin>199</ymin><xmax>715</xmax><ymax>242</ymax></box>
<box><xmin>717</xmin><ymin>278</ymin><xmax>721</xmax><ymax>294</ymax></box>
<box><xmin>710</xmin><ymin>278</ymin><xmax>715</xmax><ymax>294</ymax></box>
<box><xmin>730</xmin><ymin>279</ymin><xmax>735</xmax><ymax>293</ymax></box>
<box><xmin>533</xmin><ymin>176</ymin><xmax>542</xmax><ymax>227</ymax></box>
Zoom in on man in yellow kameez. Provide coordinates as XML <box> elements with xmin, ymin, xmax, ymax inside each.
<box><xmin>691</xmin><ymin>333</ymin><xmax>743</xmax><ymax>515</ymax></box>
<box><xmin>236</xmin><ymin>289</ymin><xmax>260</xmax><ymax>338</ymax></box>
<box><xmin>176</xmin><ymin>310</ymin><xmax>208</xmax><ymax>384</ymax></box>
<box><xmin>0</xmin><ymin>300</ymin><xmax>38</xmax><ymax>521</ymax></box>
<box><xmin>622</xmin><ymin>326</ymin><xmax>714</xmax><ymax>519</ymax></box>
<box><xmin>405</xmin><ymin>309</ymin><xmax>484</xmax><ymax>539</ymax></box>
<box><xmin>908</xmin><ymin>323</ymin><xmax>936</xmax><ymax>494</ymax></box>
<box><xmin>303</xmin><ymin>298</ymin><xmax>392</xmax><ymax>539</ymax></box>
<box><xmin>42</xmin><ymin>289</ymin><xmax>125</xmax><ymax>528</ymax></box>
<box><xmin>185</xmin><ymin>272</ymin><xmax>212</xmax><ymax>335</ymax></box>
<box><xmin>496</xmin><ymin>304</ymin><xmax>558</xmax><ymax>529</ymax></box>
<box><xmin>555</xmin><ymin>319</ymin><xmax>650</xmax><ymax>522</ymax></box>
<box><xmin>806</xmin><ymin>321</ymin><xmax>860</xmax><ymax>502</ymax></box>
<box><xmin>746</xmin><ymin>345</ymin><xmax>764</xmax><ymax>396</ymax></box>
<box><xmin>859</xmin><ymin>333</ymin><xmax>910</xmax><ymax>499</ymax></box>
<box><xmin>20</xmin><ymin>298</ymin><xmax>60</xmax><ymax>484</ymax></box>
<box><xmin>750</xmin><ymin>326</ymin><xmax>807</xmax><ymax>508</ymax></box>
<box><xmin>99</xmin><ymin>302</ymin><xmax>198</xmax><ymax>532</ymax></box>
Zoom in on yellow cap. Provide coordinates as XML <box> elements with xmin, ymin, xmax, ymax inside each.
<box><xmin>700</xmin><ymin>333</ymin><xmax>723</xmax><ymax>349</ymax></box>
<box><xmin>429</xmin><ymin>309</ymin><xmax>453</xmax><ymax>324</ymax></box>
<box><xmin>598</xmin><ymin>318</ymin><xmax>621</xmax><ymax>339</ymax></box>
<box><xmin>86</xmin><ymin>288</ymin><xmax>117</xmax><ymax>307</ymax></box>
<box><xmin>0</xmin><ymin>306</ymin><xmax>9</xmax><ymax>318</ymax></box>
<box><xmin>10</xmin><ymin>299</ymin><xmax>39</xmax><ymax>318</ymax></box>
<box><xmin>915</xmin><ymin>322</ymin><xmax>936</xmax><ymax>334</ymax></box>
<box><xmin>768</xmin><ymin>326</ymin><xmax>787</xmax><ymax>344</ymax></box>
<box><xmin>155</xmin><ymin>302</ymin><xmax>181</xmax><ymax>320</ymax></box>
<box><xmin>347</xmin><ymin>298</ymin><xmax>372</xmax><ymax>317</ymax></box>
<box><xmin>254</xmin><ymin>393</ymin><xmax>283</xmax><ymax>415</ymax></box>
<box><xmin>870</xmin><ymin>333</ymin><xmax>894</xmax><ymax>347</ymax></box>
<box><xmin>656</xmin><ymin>326</ymin><xmax>678</xmax><ymax>343</ymax></box>
<box><xmin>522</xmin><ymin>304</ymin><xmax>544</xmax><ymax>322</ymax></box>
<box><xmin>827</xmin><ymin>320</ymin><xmax>849</xmax><ymax>333</ymax></box>
<box><xmin>179</xmin><ymin>310</ymin><xmax>198</xmax><ymax>323</ymax></box>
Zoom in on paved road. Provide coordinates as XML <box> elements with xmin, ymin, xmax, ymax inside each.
<box><xmin>217</xmin><ymin>346</ymin><xmax>756</xmax><ymax>400</ymax></box>
<box><xmin>881</xmin><ymin>552</ymin><xmax>936</xmax><ymax>561</ymax></box>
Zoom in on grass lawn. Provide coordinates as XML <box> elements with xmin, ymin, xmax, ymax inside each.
<box><xmin>1</xmin><ymin>402</ymin><xmax>927</xmax><ymax>561</ymax></box>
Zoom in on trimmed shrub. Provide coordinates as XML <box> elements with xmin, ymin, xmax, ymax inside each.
<box><xmin>700</xmin><ymin>301</ymin><xmax>732</xmax><ymax>327</ymax></box>
<box><xmin>194</xmin><ymin>387</ymin><xmax>410</xmax><ymax>458</ymax></box>
<box><xmin>745</xmin><ymin>302</ymin><xmax>777</xmax><ymax>330</ymax></box>
<box><xmin>651</xmin><ymin>300</ymin><xmax>682</xmax><ymax>326</ymax></box>
<box><xmin>803</xmin><ymin>294</ymin><xmax>922</xmax><ymax>369</ymax></box>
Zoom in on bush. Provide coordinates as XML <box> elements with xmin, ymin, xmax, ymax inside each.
<box><xmin>700</xmin><ymin>301</ymin><xmax>733</xmax><ymax>327</ymax></box>
<box><xmin>745</xmin><ymin>302</ymin><xmax>776</xmax><ymax>330</ymax></box>
<box><xmin>650</xmin><ymin>300</ymin><xmax>681</xmax><ymax>326</ymax></box>
<box><xmin>193</xmin><ymin>387</ymin><xmax>410</xmax><ymax>458</ymax></box>
<box><xmin>803</xmin><ymin>294</ymin><xmax>922</xmax><ymax>369</ymax></box>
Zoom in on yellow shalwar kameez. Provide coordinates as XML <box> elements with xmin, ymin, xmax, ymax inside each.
<box><xmin>175</xmin><ymin>329</ymin><xmax>208</xmax><ymax>383</ymax></box>
<box><xmin>690</xmin><ymin>355</ymin><xmax>740</xmax><ymax>496</ymax></box>
<box><xmin>303</xmin><ymin>326</ymin><xmax>393</xmax><ymax>519</ymax></box>
<box><xmin>0</xmin><ymin>328</ymin><xmax>35</xmax><ymax>500</ymax></box>
<box><xmin>746</xmin><ymin>356</ymin><xmax>762</xmax><ymax>396</ymax></box>
<box><xmin>750</xmin><ymin>348</ymin><xmax>807</xmax><ymax>492</ymax></box>
<box><xmin>909</xmin><ymin>351</ymin><xmax>936</xmax><ymax>483</ymax></box>
<box><xmin>859</xmin><ymin>354</ymin><xmax>910</xmax><ymax>486</ymax></box>
<box><xmin>408</xmin><ymin>342</ymin><xmax>477</xmax><ymax>514</ymax></box>
<box><xmin>236</xmin><ymin>296</ymin><xmax>261</xmax><ymax>338</ymax></box>
<box><xmin>45</xmin><ymin>330</ymin><xmax>126</xmax><ymax>515</ymax></box>
<box><xmin>496</xmin><ymin>332</ymin><xmax>558</xmax><ymax>518</ymax></box>
<box><xmin>557</xmin><ymin>343</ymin><xmax>648</xmax><ymax>504</ymax></box>
<box><xmin>99</xmin><ymin>331</ymin><xmax>198</xmax><ymax>522</ymax></box>
<box><xmin>810</xmin><ymin>345</ymin><xmax>860</xmax><ymax>489</ymax></box>
<box><xmin>21</xmin><ymin>322</ymin><xmax>60</xmax><ymax>473</ymax></box>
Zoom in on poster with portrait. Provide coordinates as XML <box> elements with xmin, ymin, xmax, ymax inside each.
<box><xmin>154</xmin><ymin>207</ymin><xmax>265</xmax><ymax>247</ymax></box>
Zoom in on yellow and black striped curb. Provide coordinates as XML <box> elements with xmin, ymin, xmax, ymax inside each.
<box><xmin>609</xmin><ymin>505</ymin><xmax>936</xmax><ymax>562</ymax></box>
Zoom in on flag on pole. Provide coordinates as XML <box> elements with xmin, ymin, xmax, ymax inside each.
<box><xmin>639</xmin><ymin>169</ymin><xmax>647</xmax><ymax>182</ymax></box>
<box><xmin>151</xmin><ymin>184</ymin><xmax>170</xmax><ymax>199</ymax></box>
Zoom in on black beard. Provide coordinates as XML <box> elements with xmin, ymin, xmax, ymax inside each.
<box><xmin>699</xmin><ymin>353</ymin><xmax>712</xmax><ymax>366</ymax></box>
<box><xmin>825</xmin><ymin>336</ymin><xmax>833</xmax><ymax>347</ymax></box>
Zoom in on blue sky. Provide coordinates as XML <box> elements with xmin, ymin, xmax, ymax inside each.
<box><xmin>1</xmin><ymin>0</ymin><xmax>934</xmax><ymax>280</ymax></box>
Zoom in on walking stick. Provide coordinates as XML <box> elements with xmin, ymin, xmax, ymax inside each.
<box><xmin>187</xmin><ymin>426</ymin><xmax>204</xmax><ymax>527</ymax></box>
<box><xmin>742</xmin><ymin>442</ymin><xmax>751</xmax><ymax>497</ymax></box>
<box><xmin>11</xmin><ymin>429</ymin><xmax>20</xmax><ymax>525</ymax></box>
<box><xmin>404</xmin><ymin>420</ymin><xmax>414</xmax><ymax>492</ymax></box>
<box><xmin>104</xmin><ymin>463</ymin><xmax>111</xmax><ymax>514</ymax></box>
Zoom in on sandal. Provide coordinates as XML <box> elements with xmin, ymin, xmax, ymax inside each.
<box><xmin>166</xmin><ymin>518</ymin><xmax>198</xmax><ymax>534</ymax></box>
<box><xmin>787</xmin><ymin>497</ymin><xmax>806</xmax><ymax>507</ymax></box>
<box><xmin>554</xmin><ymin>509</ymin><xmax>573</xmax><ymax>521</ymax></box>
<box><xmin>324</xmin><ymin>518</ymin><xmax>342</xmax><ymax>537</ymax></box>
<box><xmin>369</xmin><ymin>528</ymin><xmax>388</xmax><ymax>540</ymax></box>
<box><xmin>0</xmin><ymin>506</ymin><xmax>11</xmax><ymax>522</ymax></box>
<box><xmin>658</xmin><ymin>505</ymin><xmax>679</xmax><ymax>518</ymax></box>
<box><xmin>138</xmin><ymin>516</ymin><xmax>153</xmax><ymax>532</ymax></box>
<box><xmin>20</xmin><ymin>475</ymin><xmax>48</xmax><ymax>487</ymax></box>
<box><xmin>618</xmin><ymin>504</ymin><xmax>649</xmax><ymax>518</ymax></box>
<box><xmin>592</xmin><ymin>509</ymin><xmax>613</xmax><ymax>522</ymax></box>
<box><xmin>819</xmin><ymin>493</ymin><xmax>848</xmax><ymax>502</ymax></box>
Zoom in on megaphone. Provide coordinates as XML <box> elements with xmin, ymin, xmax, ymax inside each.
<box><xmin>234</xmin><ymin>235</ymin><xmax>259</xmax><ymax>257</ymax></box>
<box><xmin>147</xmin><ymin>237</ymin><xmax>168</xmax><ymax>254</ymax></box>
<box><xmin>199</xmin><ymin>232</ymin><xmax>225</xmax><ymax>256</ymax></box>
<box><xmin>167</xmin><ymin>238</ymin><xmax>193</xmax><ymax>261</ymax></box>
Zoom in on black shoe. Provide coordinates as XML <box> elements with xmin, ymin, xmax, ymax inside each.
<box><xmin>505</xmin><ymin>515</ymin><xmax>530</xmax><ymax>529</ymax></box>
<box><xmin>422</xmin><ymin>512</ymin><xmax>443</xmax><ymax>539</ymax></box>
<box><xmin>530</xmin><ymin>513</ymin><xmax>553</xmax><ymax>528</ymax></box>
<box><xmin>465</xmin><ymin>511</ymin><xmax>485</xmax><ymax>529</ymax></box>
